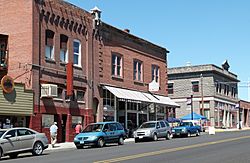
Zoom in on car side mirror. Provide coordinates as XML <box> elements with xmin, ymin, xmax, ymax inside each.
<box><xmin>156</xmin><ymin>126</ymin><xmax>160</xmax><ymax>129</ymax></box>
<box><xmin>5</xmin><ymin>135</ymin><xmax>12</xmax><ymax>139</ymax></box>
<box><xmin>103</xmin><ymin>129</ymin><xmax>108</xmax><ymax>132</ymax></box>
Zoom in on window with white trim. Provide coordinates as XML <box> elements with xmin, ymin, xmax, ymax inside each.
<box><xmin>112</xmin><ymin>54</ymin><xmax>122</xmax><ymax>77</ymax></box>
<box><xmin>152</xmin><ymin>65</ymin><xmax>160</xmax><ymax>83</ymax></box>
<box><xmin>60</xmin><ymin>34</ymin><xmax>68</xmax><ymax>63</ymax></box>
<box><xmin>133</xmin><ymin>60</ymin><xmax>143</xmax><ymax>81</ymax></box>
<box><xmin>45</xmin><ymin>30</ymin><xmax>54</xmax><ymax>60</ymax></box>
<box><xmin>73</xmin><ymin>39</ymin><xmax>81</xmax><ymax>67</ymax></box>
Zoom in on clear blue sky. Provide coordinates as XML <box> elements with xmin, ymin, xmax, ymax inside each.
<box><xmin>67</xmin><ymin>0</ymin><xmax>250</xmax><ymax>100</ymax></box>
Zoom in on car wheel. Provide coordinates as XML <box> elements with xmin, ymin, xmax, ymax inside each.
<box><xmin>0</xmin><ymin>148</ymin><xmax>2</xmax><ymax>159</ymax></box>
<box><xmin>118</xmin><ymin>136</ymin><xmax>124</xmax><ymax>145</ymax></box>
<box><xmin>97</xmin><ymin>138</ymin><xmax>105</xmax><ymax>148</ymax></box>
<box><xmin>32</xmin><ymin>142</ymin><xmax>44</xmax><ymax>156</ymax></box>
<box><xmin>153</xmin><ymin>133</ymin><xmax>158</xmax><ymax>141</ymax></box>
<box><xmin>9</xmin><ymin>153</ymin><xmax>18</xmax><ymax>159</ymax></box>
<box><xmin>196</xmin><ymin>130</ymin><xmax>200</xmax><ymax>136</ymax></box>
<box><xmin>166</xmin><ymin>132</ymin><xmax>172</xmax><ymax>140</ymax></box>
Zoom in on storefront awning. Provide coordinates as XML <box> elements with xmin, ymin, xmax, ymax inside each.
<box><xmin>103</xmin><ymin>85</ymin><xmax>179</xmax><ymax>108</ymax></box>
<box><xmin>103</xmin><ymin>85</ymin><xmax>152</xmax><ymax>103</ymax></box>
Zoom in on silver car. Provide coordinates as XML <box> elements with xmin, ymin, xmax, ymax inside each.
<box><xmin>0</xmin><ymin>127</ymin><xmax>48</xmax><ymax>159</ymax></box>
<box><xmin>134</xmin><ymin>121</ymin><xmax>172</xmax><ymax>143</ymax></box>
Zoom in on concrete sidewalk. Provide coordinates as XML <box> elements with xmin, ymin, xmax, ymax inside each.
<box><xmin>46</xmin><ymin>138</ymin><xmax>135</xmax><ymax>152</ymax></box>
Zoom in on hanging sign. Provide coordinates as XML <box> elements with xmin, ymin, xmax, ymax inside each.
<box><xmin>1</xmin><ymin>75</ymin><xmax>14</xmax><ymax>93</ymax></box>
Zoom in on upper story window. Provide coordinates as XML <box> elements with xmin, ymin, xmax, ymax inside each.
<box><xmin>76</xmin><ymin>90</ymin><xmax>85</xmax><ymax>102</ymax></box>
<box><xmin>192</xmin><ymin>81</ymin><xmax>199</xmax><ymax>92</ymax></box>
<box><xmin>0</xmin><ymin>39</ymin><xmax>7</xmax><ymax>68</ymax></box>
<box><xmin>168</xmin><ymin>83</ymin><xmax>174</xmax><ymax>94</ymax></box>
<box><xmin>73</xmin><ymin>39</ymin><xmax>81</xmax><ymax>67</ymax></box>
<box><xmin>112</xmin><ymin>53</ymin><xmax>122</xmax><ymax>77</ymax></box>
<box><xmin>152</xmin><ymin>65</ymin><xmax>159</xmax><ymax>83</ymax></box>
<box><xmin>45</xmin><ymin>30</ymin><xmax>54</xmax><ymax>60</ymax></box>
<box><xmin>133</xmin><ymin>60</ymin><xmax>143</xmax><ymax>81</ymax></box>
<box><xmin>60</xmin><ymin>34</ymin><xmax>68</xmax><ymax>63</ymax></box>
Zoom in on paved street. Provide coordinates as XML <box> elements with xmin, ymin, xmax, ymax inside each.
<box><xmin>1</xmin><ymin>130</ymin><xmax>250</xmax><ymax>163</ymax></box>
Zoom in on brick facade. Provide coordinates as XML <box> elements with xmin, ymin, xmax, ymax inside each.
<box><xmin>0</xmin><ymin>0</ymin><xmax>170</xmax><ymax>142</ymax></box>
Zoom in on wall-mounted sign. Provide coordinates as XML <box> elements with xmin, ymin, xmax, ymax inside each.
<box><xmin>1</xmin><ymin>75</ymin><xmax>14</xmax><ymax>93</ymax></box>
<box><xmin>148</xmin><ymin>80</ymin><xmax>159</xmax><ymax>92</ymax></box>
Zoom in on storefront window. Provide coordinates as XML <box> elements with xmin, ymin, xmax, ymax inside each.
<box><xmin>72</xmin><ymin>116</ymin><xmax>83</xmax><ymax>128</ymax></box>
<box><xmin>103</xmin><ymin>89</ymin><xmax>115</xmax><ymax>108</ymax></box>
<box><xmin>42</xmin><ymin>114</ymin><xmax>54</xmax><ymax>128</ymax></box>
<box><xmin>128</xmin><ymin>102</ymin><xmax>137</xmax><ymax>111</ymax></box>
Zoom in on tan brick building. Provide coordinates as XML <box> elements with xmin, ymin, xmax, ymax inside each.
<box><xmin>0</xmin><ymin>0</ymin><xmax>178</xmax><ymax>142</ymax></box>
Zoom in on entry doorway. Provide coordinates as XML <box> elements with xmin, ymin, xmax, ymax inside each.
<box><xmin>61</xmin><ymin>115</ymin><xmax>67</xmax><ymax>142</ymax></box>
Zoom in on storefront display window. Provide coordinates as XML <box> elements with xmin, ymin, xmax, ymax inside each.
<box><xmin>42</xmin><ymin>114</ymin><xmax>54</xmax><ymax>128</ymax></box>
<box><xmin>72</xmin><ymin>116</ymin><xmax>83</xmax><ymax>128</ymax></box>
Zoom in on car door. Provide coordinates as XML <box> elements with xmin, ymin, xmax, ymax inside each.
<box><xmin>189</xmin><ymin>122</ymin><xmax>195</xmax><ymax>134</ymax></box>
<box><xmin>156</xmin><ymin>122</ymin><xmax>162</xmax><ymax>137</ymax></box>
<box><xmin>109</xmin><ymin>123</ymin><xmax>119</xmax><ymax>142</ymax></box>
<box><xmin>159</xmin><ymin>121</ymin><xmax>167</xmax><ymax>138</ymax></box>
<box><xmin>17</xmin><ymin>129</ymin><xmax>35</xmax><ymax>150</ymax></box>
<box><xmin>102</xmin><ymin>124</ymin><xmax>113</xmax><ymax>143</ymax></box>
<box><xmin>1</xmin><ymin>129</ymin><xmax>19</xmax><ymax>154</ymax></box>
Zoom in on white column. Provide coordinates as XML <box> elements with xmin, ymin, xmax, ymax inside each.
<box><xmin>147</xmin><ymin>104</ymin><xmax>149</xmax><ymax>121</ymax></box>
<box><xmin>223</xmin><ymin>109</ymin><xmax>226</xmax><ymax>127</ymax></box>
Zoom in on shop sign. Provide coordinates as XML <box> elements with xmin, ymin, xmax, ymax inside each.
<box><xmin>1</xmin><ymin>75</ymin><xmax>15</xmax><ymax>93</ymax></box>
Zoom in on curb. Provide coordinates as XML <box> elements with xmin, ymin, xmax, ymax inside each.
<box><xmin>46</xmin><ymin>138</ymin><xmax>135</xmax><ymax>152</ymax></box>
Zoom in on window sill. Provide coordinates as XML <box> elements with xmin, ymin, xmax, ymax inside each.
<box><xmin>112</xmin><ymin>75</ymin><xmax>123</xmax><ymax>82</ymax></box>
<box><xmin>77</xmin><ymin>101</ymin><xmax>85</xmax><ymax>104</ymax></box>
<box><xmin>60</xmin><ymin>62</ymin><xmax>67</xmax><ymax>66</ymax></box>
<box><xmin>53</xmin><ymin>98</ymin><xmax>64</xmax><ymax>102</ymax></box>
<box><xmin>134</xmin><ymin>80</ymin><xmax>144</xmax><ymax>86</ymax></box>
<box><xmin>45</xmin><ymin>58</ymin><xmax>56</xmax><ymax>64</ymax></box>
<box><xmin>73</xmin><ymin>65</ymin><xmax>82</xmax><ymax>70</ymax></box>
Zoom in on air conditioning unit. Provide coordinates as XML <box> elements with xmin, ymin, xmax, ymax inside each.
<box><xmin>41</xmin><ymin>84</ymin><xmax>58</xmax><ymax>98</ymax></box>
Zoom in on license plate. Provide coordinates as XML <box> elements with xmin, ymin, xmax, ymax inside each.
<box><xmin>139</xmin><ymin>136</ymin><xmax>143</xmax><ymax>139</ymax></box>
<box><xmin>176</xmin><ymin>133</ymin><xmax>180</xmax><ymax>135</ymax></box>
<box><xmin>80</xmin><ymin>141</ymin><xmax>84</xmax><ymax>144</ymax></box>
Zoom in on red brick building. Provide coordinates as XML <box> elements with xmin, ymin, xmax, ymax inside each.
<box><xmin>239</xmin><ymin>100</ymin><xmax>250</xmax><ymax>128</ymax></box>
<box><xmin>0</xmin><ymin>0</ymin><xmax>178</xmax><ymax>142</ymax></box>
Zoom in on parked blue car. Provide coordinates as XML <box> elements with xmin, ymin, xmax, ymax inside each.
<box><xmin>172</xmin><ymin>122</ymin><xmax>200</xmax><ymax>137</ymax></box>
<box><xmin>74</xmin><ymin>122</ymin><xmax>126</xmax><ymax>149</ymax></box>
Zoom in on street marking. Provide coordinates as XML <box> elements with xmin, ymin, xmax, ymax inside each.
<box><xmin>94</xmin><ymin>135</ymin><xmax>250</xmax><ymax>163</ymax></box>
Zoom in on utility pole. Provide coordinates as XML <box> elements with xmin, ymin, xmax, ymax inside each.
<box><xmin>191</xmin><ymin>95</ymin><xmax>193</xmax><ymax>120</ymax></box>
<box><xmin>201</xmin><ymin>74</ymin><xmax>204</xmax><ymax>116</ymax></box>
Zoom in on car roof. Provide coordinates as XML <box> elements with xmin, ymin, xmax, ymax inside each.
<box><xmin>143</xmin><ymin>121</ymin><xmax>164</xmax><ymax>123</ymax></box>
<box><xmin>89</xmin><ymin>121</ymin><xmax>119</xmax><ymax>125</ymax></box>
<box><xmin>0</xmin><ymin>127</ymin><xmax>36</xmax><ymax>132</ymax></box>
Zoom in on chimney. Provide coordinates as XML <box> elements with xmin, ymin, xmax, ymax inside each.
<box><xmin>124</xmin><ymin>29</ymin><xmax>130</xmax><ymax>33</ymax></box>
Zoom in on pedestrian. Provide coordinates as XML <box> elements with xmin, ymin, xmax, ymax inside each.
<box><xmin>75</xmin><ymin>121</ymin><xmax>83</xmax><ymax>135</ymax></box>
<box><xmin>50</xmin><ymin>122</ymin><xmax>58</xmax><ymax>148</ymax></box>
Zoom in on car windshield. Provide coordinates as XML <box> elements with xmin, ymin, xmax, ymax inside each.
<box><xmin>179</xmin><ymin>122</ymin><xmax>190</xmax><ymax>126</ymax></box>
<box><xmin>83</xmin><ymin>124</ymin><xmax>104</xmax><ymax>132</ymax></box>
<box><xmin>0</xmin><ymin>130</ymin><xmax>6</xmax><ymax>138</ymax></box>
<box><xmin>139</xmin><ymin>122</ymin><xmax>156</xmax><ymax>128</ymax></box>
